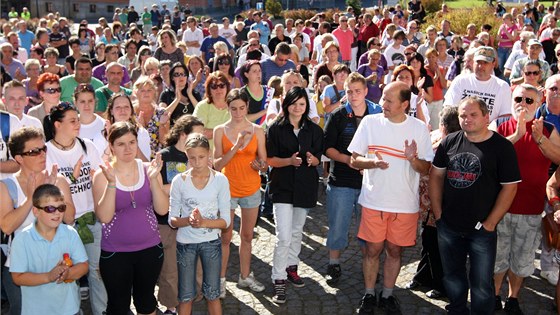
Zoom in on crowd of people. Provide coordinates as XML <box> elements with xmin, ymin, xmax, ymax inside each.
<box><xmin>2</xmin><ymin>0</ymin><xmax>560</xmax><ymax>314</ymax></box>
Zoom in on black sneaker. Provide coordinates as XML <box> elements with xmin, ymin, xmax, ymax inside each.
<box><xmin>495</xmin><ymin>295</ymin><xmax>503</xmax><ymax>311</ymax></box>
<box><xmin>286</xmin><ymin>265</ymin><xmax>305</xmax><ymax>287</ymax></box>
<box><xmin>272</xmin><ymin>279</ymin><xmax>286</xmax><ymax>304</ymax></box>
<box><xmin>504</xmin><ymin>297</ymin><xmax>524</xmax><ymax>315</ymax></box>
<box><xmin>379</xmin><ymin>296</ymin><xmax>402</xmax><ymax>315</ymax></box>
<box><xmin>325</xmin><ymin>264</ymin><xmax>341</xmax><ymax>285</ymax></box>
<box><xmin>357</xmin><ymin>293</ymin><xmax>376</xmax><ymax>315</ymax></box>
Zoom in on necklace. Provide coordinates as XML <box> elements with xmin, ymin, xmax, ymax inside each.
<box><xmin>52</xmin><ymin>138</ymin><xmax>76</xmax><ymax>151</ymax></box>
<box><xmin>115</xmin><ymin>163</ymin><xmax>138</xmax><ymax>209</ymax></box>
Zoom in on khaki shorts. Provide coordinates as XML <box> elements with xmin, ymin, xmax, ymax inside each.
<box><xmin>358</xmin><ymin>207</ymin><xmax>419</xmax><ymax>247</ymax></box>
<box><xmin>494</xmin><ymin>213</ymin><xmax>542</xmax><ymax>277</ymax></box>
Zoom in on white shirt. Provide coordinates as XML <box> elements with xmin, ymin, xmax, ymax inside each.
<box><xmin>16</xmin><ymin>114</ymin><xmax>42</xmax><ymax>129</ymax></box>
<box><xmin>443</xmin><ymin>73</ymin><xmax>512</xmax><ymax>121</ymax></box>
<box><xmin>182</xmin><ymin>27</ymin><xmax>204</xmax><ymax>56</ymax></box>
<box><xmin>219</xmin><ymin>26</ymin><xmax>236</xmax><ymax>47</ymax></box>
<box><xmin>79</xmin><ymin>114</ymin><xmax>106</xmax><ymax>153</ymax></box>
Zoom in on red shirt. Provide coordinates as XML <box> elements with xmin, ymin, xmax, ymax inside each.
<box><xmin>497</xmin><ymin>118</ymin><xmax>553</xmax><ymax>215</ymax></box>
<box><xmin>359</xmin><ymin>23</ymin><xmax>380</xmax><ymax>43</ymax></box>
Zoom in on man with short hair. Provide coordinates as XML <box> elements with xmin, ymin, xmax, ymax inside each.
<box><xmin>333</xmin><ymin>16</ymin><xmax>354</xmax><ymax>67</ymax></box>
<box><xmin>2</xmin><ymin>80</ymin><xmax>42</xmax><ymax>129</ymax></box>
<box><xmin>95</xmin><ymin>62</ymin><xmax>133</xmax><ymax>114</ymax></box>
<box><xmin>238</xmin><ymin>30</ymin><xmax>272</xmax><ymax>57</ymax></box>
<box><xmin>49</xmin><ymin>22</ymin><xmax>69</xmax><ymax>61</ymax></box>
<box><xmin>60</xmin><ymin>57</ymin><xmax>104</xmax><ymax>102</ymax></box>
<box><xmin>17</xmin><ymin>21</ymin><xmax>35</xmax><ymax>55</ymax></box>
<box><xmin>200</xmin><ymin>23</ymin><xmax>233</xmax><ymax>65</ymax></box>
<box><xmin>127</xmin><ymin>6</ymin><xmax>139</xmax><ymax>27</ymax></box>
<box><xmin>438</xmin><ymin>19</ymin><xmax>454</xmax><ymax>45</ymax></box>
<box><xmin>7</xmin><ymin>32</ymin><xmax>27</xmax><ymax>63</ymax></box>
<box><xmin>323</xmin><ymin>73</ymin><xmax>382</xmax><ymax>286</ymax></box>
<box><xmin>250</xmin><ymin>12</ymin><xmax>271</xmax><ymax>45</ymax></box>
<box><xmin>260</xmin><ymin>43</ymin><xmax>296</xmax><ymax>84</ymax></box>
<box><xmin>349</xmin><ymin>82</ymin><xmax>433</xmax><ymax>315</ymax></box>
<box><xmin>182</xmin><ymin>16</ymin><xmax>204</xmax><ymax>57</ymax></box>
<box><xmin>430</xmin><ymin>96</ymin><xmax>520</xmax><ymax>315</ymax></box>
<box><xmin>141</xmin><ymin>7</ymin><xmax>152</xmax><ymax>35</ymax></box>
<box><xmin>219</xmin><ymin>17</ymin><xmax>236</xmax><ymax>47</ymax></box>
<box><xmin>444</xmin><ymin>46</ymin><xmax>512</xmax><ymax>121</ymax></box>
<box><xmin>92</xmin><ymin>44</ymin><xmax>131</xmax><ymax>87</ymax></box>
<box><xmin>491</xmin><ymin>84</ymin><xmax>560</xmax><ymax>313</ymax></box>
<box><xmin>268</xmin><ymin>25</ymin><xmax>291</xmax><ymax>56</ymax></box>
<box><xmin>118</xmin><ymin>40</ymin><xmax>138</xmax><ymax>73</ymax></box>
<box><xmin>0</xmin><ymin>43</ymin><xmax>26</xmax><ymax>81</ymax></box>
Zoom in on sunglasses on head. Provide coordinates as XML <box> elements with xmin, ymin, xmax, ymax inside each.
<box><xmin>44</xmin><ymin>87</ymin><xmax>61</xmax><ymax>94</ymax></box>
<box><xmin>36</xmin><ymin>204</ymin><xmax>67</xmax><ymax>213</ymax></box>
<box><xmin>217</xmin><ymin>59</ymin><xmax>230</xmax><ymax>66</ymax></box>
<box><xmin>75</xmin><ymin>84</ymin><xmax>94</xmax><ymax>93</ymax></box>
<box><xmin>20</xmin><ymin>145</ymin><xmax>47</xmax><ymax>157</ymax></box>
<box><xmin>53</xmin><ymin>101</ymin><xmax>76</xmax><ymax>112</ymax></box>
<box><xmin>210</xmin><ymin>83</ymin><xmax>226</xmax><ymax>90</ymax></box>
<box><xmin>513</xmin><ymin>96</ymin><xmax>535</xmax><ymax>104</ymax></box>
<box><xmin>173</xmin><ymin>72</ymin><xmax>187</xmax><ymax>78</ymax></box>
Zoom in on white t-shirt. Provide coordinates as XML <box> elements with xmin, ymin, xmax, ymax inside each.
<box><xmin>443</xmin><ymin>73</ymin><xmax>512</xmax><ymax>121</ymax></box>
<box><xmin>0</xmin><ymin>113</ymin><xmax>21</xmax><ymax>180</ymax></box>
<box><xmin>313</xmin><ymin>34</ymin><xmax>339</xmax><ymax>64</ymax></box>
<box><xmin>408</xmin><ymin>94</ymin><xmax>430</xmax><ymax>126</ymax></box>
<box><xmin>79</xmin><ymin>114</ymin><xmax>106</xmax><ymax>153</ymax></box>
<box><xmin>17</xmin><ymin>114</ymin><xmax>42</xmax><ymax>129</ymax></box>
<box><xmin>46</xmin><ymin>139</ymin><xmax>101</xmax><ymax>218</ymax></box>
<box><xmin>383</xmin><ymin>44</ymin><xmax>406</xmax><ymax>84</ymax></box>
<box><xmin>219</xmin><ymin>26</ymin><xmax>236</xmax><ymax>47</ymax></box>
<box><xmin>182</xmin><ymin>27</ymin><xmax>204</xmax><ymax>56</ymax></box>
<box><xmin>266</xmin><ymin>91</ymin><xmax>319</xmax><ymax>121</ymax></box>
<box><xmin>347</xmin><ymin>114</ymin><xmax>434</xmax><ymax>213</ymax></box>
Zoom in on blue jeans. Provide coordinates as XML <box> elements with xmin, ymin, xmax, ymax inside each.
<box><xmin>83</xmin><ymin>221</ymin><xmax>107</xmax><ymax>315</ymax></box>
<box><xmin>437</xmin><ymin>219</ymin><xmax>497</xmax><ymax>315</ymax></box>
<box><xmin>177</xmin><ymin>239</ymin><xmax>222</xmax><ymax>302</ymax></box>
<box><xmin>326</xmin><ymin>185</ymin><xmax>361</xmax><ymax>250</ymax></box>
<box><xmin>2</xmin><ymin>264</ymin><xmax>21</xmax><ymax>315</ymax></box>
<box><xmin>497</xmin><ymin>46</ymin><xmax>512</xmax><ymax>73</ymax></box>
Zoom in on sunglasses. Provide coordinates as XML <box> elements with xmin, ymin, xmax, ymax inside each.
<box><xmin>141</xmin><ymin>51</ymin><xmax>152</xmax><ymax>56</ymax></box>
<box><xmin>210</xmin><ymin>83</ymin><xmax>226</xmax><ymax>90</ymax></box>
<box><xmin>217</xmin><ymin>59</ymin><xmax>230</xmax><ymax>66</ymax></box>
<box><xmin>44</xmin><ymin>87</ymin><xmax>61</xmax><ymax>94</ymax></box>
<box><xmin>524</xmin><ymin>71</ymin><xmax>540</xmax><ymax>76</ymax></box>
<box><xmin>36</xmin><ymin>204</ymin><xmax>67</xmax><ymax>213</ymax></box>
<box><xmin>513</xmin><ymin>96</ymin><xmax>535</xmax><ymax>104</ymax></box>
<box><xmin>173</xmin><ymin>72</ymin><xmax>187</xmax><ymax>78</ymax></box>
<box><xmin>20</xmin><ymin>145</ymin><xmax>47</xmax><ymax>157</ymax></box>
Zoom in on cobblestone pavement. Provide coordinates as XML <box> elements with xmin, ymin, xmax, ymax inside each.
<box><xmin>72</xmin><ymin>187</ymin><xmax>557</xmax><ymax>315</ymax></box>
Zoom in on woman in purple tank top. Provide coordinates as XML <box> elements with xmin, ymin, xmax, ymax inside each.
<box><xmin>92</xmin><ymin>121</ymin><xmax>169</xmax><ymax>315</ymax></box>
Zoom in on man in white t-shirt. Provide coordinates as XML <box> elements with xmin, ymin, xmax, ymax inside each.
<box><xmin>348</xmin><ymin>82</ymin><xmax>433</xmax><ymax>314</ymax></box>
<box><xmin>444</xmin><ymin>46</ymin><xmax>512</xmax><ymax>121</ymax></box>
<box><xmin>219</xmin><ymin>17</ymin><xmax>236</xmax><ymax>47</ymax></box>
<box><xmin>2</xmin><ymin>80</ymin><xmax>42</xmax><ymax>129</ymax></box>
<box><xmin>182</xmin><ymin>16</ymin><xmax>204</xmax><ymax>56</ymax></box>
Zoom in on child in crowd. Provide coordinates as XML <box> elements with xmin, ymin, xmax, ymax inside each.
<box><xmin>9</xmin><ymin>184</ymin><xmax>88</xmax><ymax>315</ymax></box>
<box><xmin>169</xmin><ymin>133</ymin><xmax>231</xmax><ymax>315</ymax></box>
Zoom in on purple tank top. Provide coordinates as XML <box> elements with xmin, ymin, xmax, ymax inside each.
<box><xmin>101</xmin><ymin>163</ymin><xmax>161</xmax><ymax>252</ymax></box>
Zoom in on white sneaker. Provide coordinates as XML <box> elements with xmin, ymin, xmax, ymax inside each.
<box><xmin>219</xmin><ymin>277</ymin><xmax>226</xmax><ymax>299</ymax></box>
<box><xmin>540</xmin><ymin>270</ymin><xmax>559</xmax><ymax>285</ymax></box>
<box><xmin>79</xmin><ymin>286</ymin><xmax>89</xmax><ymax>301</ymax></box>
<box><xmin>238</xmin><ymin>271</ymin><xmax>266</xmax><ymax>292</ymax></box>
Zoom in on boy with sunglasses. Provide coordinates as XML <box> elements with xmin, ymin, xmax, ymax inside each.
<box><xmin>9</xmin><ymin>184</ymin><xmax>88</xmax><ymax>315</ymax></box>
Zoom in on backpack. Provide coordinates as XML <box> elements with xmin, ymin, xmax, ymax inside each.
<box><xmin>0</xmin><ymin>177</ymin><xmax>18</xmax><ymax>267</ymax></box>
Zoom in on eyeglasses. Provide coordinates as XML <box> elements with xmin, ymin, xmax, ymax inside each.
<box><xmin>372</xmin><ymin>43</ymin><xmax>382</xmax><ymax>46</ymax></box>
<box><xmin>75</xmin><ymin>84</ymin><xmax>94</xmax><ymax>93</ymax></box>
<box><xmin>210</xmin><ymin>83</ymin><xmax>226</xmax><ymax>89</ymax></box>
<box><xmin>217</xmin><ymin>59</ymin><xmax>230</xmax><ymax>66</ymax></box>
<box><xmin>141</xmin><ymin>51</ymin><xmax>152</xmax><ymax>56</ymax></box>
<box><xmin>340</xmin><ymin>20</ymin><xmax>348</xmax><ymax>22</ymax></box>
<box><xmin>20</xmin><ymin>145</ymin><xmax>47</xmax><ymax>157</ymax></box>
<box><xmin>44</xmin><ymin>87</ymin><xmax>61</xmax><ymax>94</ymax></box>
<box><xmin>524</xmin><ymin>71</ymin><xmax>540</xmax><ymax>76</ymax></box>
<box><xmin>36</xmin><ymin>204</ymin><xmax>67</xmax><ymax>213</ymax></box>
<box><xmin>284</xmin><ymin>69</ymin><xmax>300</xmax><ymax>75</ymax></box>
<box><xmin>513</xmin><ymin>96</ymin><xmax>535</xmax><ymax>104</ymax></box>
<box><xmin>173</xmin><ymin>72</ymin><xmax>187</xmax><ymax>77</ymax></box>
<box><xmin>549</xmin><ymin>86</ymin><xmax>560</xmax><ymax>93</ymax></box>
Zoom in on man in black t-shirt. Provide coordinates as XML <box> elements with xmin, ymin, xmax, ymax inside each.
<box><xmin>429</xmin><ymin>96</ymin><xmax>521</xmax><ymax>315</ymax></box>
<box><xmin>323</xmin><ymin>73</ymin><xmax>381</xmax><ymax>292</ymax></box>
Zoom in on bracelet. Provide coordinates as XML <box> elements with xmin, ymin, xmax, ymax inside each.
<box><xmin>107</xmin><ymin>183</ymin><xmax>116</xmax><ymax>189</ymax></box>
<box><xmin>549</xmin><ymin>196</ymin><xmax>560</xmax><ymax>206</ymax></box>
<box><xmin>537</xmin><ymin>135</ymin><xmax>545</xmax><ymax>145</ymax></box>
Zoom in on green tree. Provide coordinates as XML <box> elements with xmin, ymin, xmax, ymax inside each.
<box><xmin>346</xmin><ymin>0</ymin><xmax>361</xmax><ymax>15</ymax></box>
<box><xmin>266</xmin><ymin>0</ymin><xmax>283</xmax><ymax>18</ymax></box>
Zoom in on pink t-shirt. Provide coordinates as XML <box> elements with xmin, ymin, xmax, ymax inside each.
<box><xmin>332</xmin><ymin>28</ymin><xmax>354</xmax><ymax>61</ymax></box>
<box><xmin>498</xmin><ymin>24</ymin><xmax>518</xmax><ymax>48</ymax></box>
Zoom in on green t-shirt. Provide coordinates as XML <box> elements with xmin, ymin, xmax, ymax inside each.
<box><xmin>21</xmin><ymin>12</ymin><xmax>30</xmax><ymax>21</ymax></box>
<box><xmin>142</xmin><ymin>12</ymin><xmax>152</xmax><ymax>25</ymax></box>
<box><xmin>192</xmin><ymin>99</ymin><xmax>231</xmax><ymax>150</ymax></box>
<box><xmin>8</xmin><ymin>11</ymin><xmax>18</xmax><ymax>18</ymax></box>
<box><xmin>59</xmin><ymin>76</ymin><xmax>104</xmax><ymax>103</ymax></box>
<box><xmin>95</xmin><ymin>86</ymin><xmax>132</xmax><ymax>113</ymax></box>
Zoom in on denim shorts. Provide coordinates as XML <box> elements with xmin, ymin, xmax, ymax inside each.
<box><xmin>230</xmin><ymin>189</ymin><xmax>261</xmax><ymax>209</ymax></box>
<box><xmin>177</xmin><ymin>238</ymin><xmax>222</xmax><ymax>302</ymax></box>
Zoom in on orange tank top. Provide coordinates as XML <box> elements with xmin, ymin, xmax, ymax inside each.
<box><xmin>222</xmin><ymin>127</ymin><xmax>261</xmax><ymax>198</ymax></box>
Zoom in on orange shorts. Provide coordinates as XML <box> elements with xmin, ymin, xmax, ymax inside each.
<box><xmin>357</xmin><ymin>207</ymin><xmax>419</xmax><ymax>247</ymax></box>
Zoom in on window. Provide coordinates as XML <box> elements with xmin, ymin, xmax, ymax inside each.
<box><xmin>46</xmin><ymin>2</ymin><xmax>53</xmax><ymax>12</ymax></box>
<box><xmin>73</xmin><ymin>3</ymin><xmax>80</xmax><ymax>12</ymax></box>
<box><xmin>89</xmin><ymin>4</ymin><xmax>96</xmax><ymax>13</ymax></box>
<box><xmin>107</xmin><ymin>5</ymin><xmax>114</xmax><ymax>13</ymax></box>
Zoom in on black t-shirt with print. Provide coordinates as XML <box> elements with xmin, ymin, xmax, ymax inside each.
<box><xmin>157</xmin><ymin>145</ymin><xmax>188</xmax><ymax>225</ymax></box>
<box><xmin>432</xmin><ymin>131</ymin><xmax>521</xmax><ymax>233</ymax></box>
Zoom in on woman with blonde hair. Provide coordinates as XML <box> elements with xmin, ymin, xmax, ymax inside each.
<box><xmin>42</xmin><ymin>47</ymin><xmax>65</xmax><ymax>76</ymax></box>
<box><xmin>314</xmin><ymin>41</ymin><xmax>340</xmax><ymax>82</ymax></box>
<box><xmin>154</xmin><ymin>29</ymin><xmax>185</xmax><ymax>65</ymax></box>
<box><xmin>288</xmin><ymin>44</ymin><xmax>309</xmax><ymax>87</ymax></box>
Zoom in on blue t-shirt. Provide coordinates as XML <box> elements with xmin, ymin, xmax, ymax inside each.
<box><xmin>250</xmin><ymin>22</ymin><xmax>270</xmax><ymax>45</ymax></box>
<box><xmin>260</xmin><ymin>58</ymin><xmax>296</xmax><ymax>85</ymax></box>
<box><xmin>18</xmin><ymin>30</ymin><xmax>35</xmax><ymax>54</ymax></box>
<box><xmin>321</xmin><ymin>84</ymin><xmax>347</xmax><ymax>104</ymax></box>
<box><xmin>200</xmin><ymin>36</ymin><xmax>232</xmax><ymax>64</ymax></box>
<box><xmin>10</xmin><ymin>223</ymin><xmax>88</xmax><ymax>315</ymax></box>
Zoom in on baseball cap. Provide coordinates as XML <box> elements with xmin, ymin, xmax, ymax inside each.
<box><xmin>473</xmin><ymin>46</ymin><xmax>496</xmax><ymax>62</ymax></box>
<box><xmin>527</xmin><ymin>38</ymin><xmax>542</xmax><ymax>47</ymax></box>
